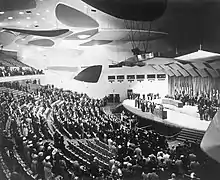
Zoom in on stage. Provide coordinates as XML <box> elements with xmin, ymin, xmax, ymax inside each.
<box><xmin>122</xmin><ymin>99</ymin><xmax>210</xmax><ymax>132</ymax></box>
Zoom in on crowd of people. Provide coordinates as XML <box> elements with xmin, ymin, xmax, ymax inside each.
<box><xmin>0</xmin><ymin>67</ymin><xmax>43</xmax><ymax>77</ymax></box>
<box><xmin>0</xmin><ymin>80</ymin><xmax>41</xmax><ymax>94</ymax></box>
<box><xmin>114</xmin><ymin>110</ymin><xmax>204</xmax><ymax>180</ymax></box>
<box><xmin>0</xmin><ymin>82</ymin><xmax>207</xmax><ymax>180</ymax></box>
<box><xmin>127</xmin><ymin>93</ymin><xmax>161</xmax><ymax>115</ymax></box>
<box><xmin>173</xmin><ymin>91</ymin><xmax>219</xmax><ymax>121</ymax></box>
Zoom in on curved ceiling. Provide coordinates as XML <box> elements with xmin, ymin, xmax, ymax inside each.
<box><xmin>3</xmin><ymin>28</ymin><xmax>70</xmax><ymax>37</ymax></box>
<box><xmin>0</xmin><ymin>0</ymin><xmax>36</xmax><ymax>11</ymax></box>
<box><xmin>91</xmin><ymin>29</ymin><xmax>167</xmax><ymax>41</ymax></box>
<box><xmin>28</xmin><ymin>39</ymin><xmax>55</xmax><ymax>47</ymax></box>
<box><xmin>0</xmin><ymin>0</ymin><xmax>220</xmax><ymax>60</ymax></box>
<box><xmin>55</xmin><ymin>3</ymin><xmax>99</xmax><ymax>28</ymax></box>
<box><xmin>65</xmin><ymin>28</ymin><xmax>99</xmax><ymax>40</ymax></box>
<box><xmin>0</xmin><ymin>30</ymin><xmax>16</xmax><ymax>46</ymax></box>
<box><xmin>81</xmin><ymin>0</ymin><xmax>167</xmax><ymax>21</ymax></box>
<box><xmin>80</xmin><ymin>40</ymin><xmax>112</xmax><ymax>46</ymax></box>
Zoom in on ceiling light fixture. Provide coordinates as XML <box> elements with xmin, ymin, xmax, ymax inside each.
<box><xmin>46</xmin><ymin>9</ymin><xmax>50</xmax><ymax>13</ymax></box>
<box><xmin>8</xmin><ymin>17</ymin><xmax>13</xmax><ymax>20</ymax></box>
<box><xmin>42</xmin><ymin>17</ymin><xmax>45</xmax><ymax>20</ymax></box>
<box><xmin>26</xmin><ymin>17</ymin><xmax>31</xmax><ymax>19</ymax></box>
<box><xmin>17</xmin><ymin>21</ymin><xmax>21</xmax><ymax>24</ymax></box>
<box><xmin>78</xmin><ymin>35</ymin><xmax>91</xmax><ymax>39</ymax></box>
<box><xmin>0</xmin><ymin>12</ymin><xmax>4</xmax><ymax>15</ymax></box>
<box><xmin>36</xmin><ymin>13</ymin><xmax>40</xmax><ymax>16</ymax></box>
<box><xmin>19</xmin><ymin>12</ymin><xmax>24</xmax><ymax>15</ymax></box>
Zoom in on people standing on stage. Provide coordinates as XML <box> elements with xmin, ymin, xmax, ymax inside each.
<box><xmin>137</xmin><ymin>97</ymin><xmax>140</xmax><ymax>109</ymax></box>
<box><xmin>173</xmin><ymin>90</ymin><xmax>219</xmax><ymax>121</ymax></box>
<box><xmin>135</xmin><ymin>97</ymin><xmax>138</xmax><ymax>107</ymax></box>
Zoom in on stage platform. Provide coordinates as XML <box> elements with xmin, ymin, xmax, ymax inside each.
<box><xmin>122</xmin><ymin>99</ymin><xmax>210</xmax><ymax>132</ymax></box>
<box><xmin>152</xmin><ymin>99</ymin><xmax>200</xmax><ymax>118</ymax></box>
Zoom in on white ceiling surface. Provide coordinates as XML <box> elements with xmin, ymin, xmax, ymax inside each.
<box><xmin>0</xmin><ymin>0</ymin><xmax>165</xmax><ymax>68</ymax></box>
<box><xmin>0</xmin><ymin>0</ymin><xmax>118</xmax><ymax>30</ymax></box>
<box><xmin>175</xmin><ymin>50</ymin><xmax>220</xmax><ymax>62</ymax></box>
<box><xmin>1</xmin><ymin>0</ymin><xmax>220</xmax><ymax>79</ymax></box>
<box><xmin>19</xmin><ymin>45</ymin><xmax>133</xmax><ymax>69</ymax></box>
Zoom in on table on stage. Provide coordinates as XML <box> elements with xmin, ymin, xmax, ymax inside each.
<box><xmin>162</xmin><ymin>98</ymin><xmax>183</xmax><ymax>108</ymax></box>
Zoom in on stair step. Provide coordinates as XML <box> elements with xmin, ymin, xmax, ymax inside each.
<box><xmin>179</xmin><ymin>132</ymin><xmax>204</xmax><ymax>138</ymax></box>
<box><xmin>176</xmin><ymin>128</ymin><xmax>205</xmax><ymax>143</ymax></box>
<box><xmin>176</xmin><ymin>137</ymin><xmax>199</xmax><ymax>143</ymax></box>
<box><xmin>181</xmin><ymin>129</ymin><xmax>205</xmax><ymax>135</ymax></box>
<box><xmin>177</xmin><ymin>135</ymin><xmax>202</xmax><ymax>142</ymax></box>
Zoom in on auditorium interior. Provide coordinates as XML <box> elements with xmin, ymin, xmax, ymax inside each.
<box><xmin>1</xmin><ymin>0</ymin><xmax>220</xmax><ymax>180</ymax></box>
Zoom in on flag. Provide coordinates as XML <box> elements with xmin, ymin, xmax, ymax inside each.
<box><xmin>200</xmin><ymin>110</ymin><xmax>220</xmax><ymax>163</ymax></box>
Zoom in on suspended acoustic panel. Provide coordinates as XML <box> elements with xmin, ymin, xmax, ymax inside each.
<box><xmin>152</xmin><ymin>65</ymin><xmax>163</xmax><ymax>71</ymax></box>
<box><xmin>209</xmin><ymin>61</ymin><xmax>220</xmax><ymax>70</ymax></box>
<box><xmin>28</xmin><ymin>39</ymin><xmax>55</xmax><ymax>47</ymax></box>
<box><xmin>168</xmin><ymin>63</ymin><xmax>181</xmax><ymax>70</ymax></box>
<box><xmin>80</xmin><ymin>40</ymin><xmax>112</xmax><ymax>46</ymax></box>
<box><xmin>3</xmin><ymin>28</ymin><xmax>69</xmax><ymax>37</ymax></box>
<box><xmin>15</xmin><ymin>39</ymin><xmax>27</xmax><ymax>45</ymax></box>
<box><xmin>165</xmin><ymin>69</ymin><xmax>175</xmax><ymax>76</ymax></box>
<box><xmin>55</xmin><ymin>3</ymin><xmax>99</xmax><ymax>28</ymax></box>
<box><xmin>192</xmin><ymin>62</ymin><xmax>207</xmax><ymax>69</ymax></box>
<box><xmin>195</xmin><ymin>69</ymin><xmax>209</xmax><ymax>78</ymax></box>
<box><xmin>0</xmin><ymin>0</ymin><xmax>36</xmax><ymax>11</ymax></box>
<box><xmin>181</xmin><ymin>63</ymin><xmax>194</xmax><ymax>70</ymax></box>
<box><xmin>65</xmin><ymin>29</ymin><xmax>99</xmax><ymax>40</ymax></box>
<box><xmin>177</xmin><ymin>68</ymin><xmax>189</xmax><ymax>77</ymax></box>
<box><xmin>187</xmin><ymin>68</ymin><xmax>199</xmax><ymax>77</ymax></box>
<box><xmin>74</xmin><ymin>65</ymin><xmax>102</xmax><ymax>83</ymax></box>
<box><xmin>170</xmin><ymin>69</ymin><xmax>181</xmax><ymax>76</ymax></box>
<box><xmin>47</xmin><ymin>66</ymin><xmax>79</xmax><ymax>72</ymax></box>
<box><xmin>81</xmin><ymin>0</ymin><xmax>167</xmax><ymax>21</ymax></box>
<box><xmin>91</xmin><ymin>29</ymin><xmax>167</xmax><ymax>41</ymax></box>
<box><xmin>160</xmin><ymin>64</ymin><xmax>170</xmax><ymax>71</ymax></box>
<box><xmin>206</xmin><ymin>68</ymin><xmax>219</xmax><ymax>78</ymax></box>
<box><xmin>0</xmin><ymin>30</ymin><xmax>16</xmax><ymax>46</ymax></box>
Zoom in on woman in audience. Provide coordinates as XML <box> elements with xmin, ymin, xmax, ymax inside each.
<box><xmin>0</xmin><ymin>83</ymin><xmax>207</xmax><ymax>180</ymax></box>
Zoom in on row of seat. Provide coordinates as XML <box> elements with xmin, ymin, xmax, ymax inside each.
<box><xmin>0</xmin><ymin>54</ymin><xmax>29</xmax><ymax>67</ymax></box>
<box><xmin>0</xmin><ymin>86</ymin><xmax>29</xmax><ymax>97</ymax></box>
<box><xmin>77</xmin><ymin>140</ymin><xmax>110</xmax><ymax>165</ymax></box>
<box><xmin>0</xmin><ymin>152</ymin><xmax>11</xmax><ymax>180</ymax></box>
<box><xmin>86</xmin><ymin>139</ymin><xmax>114</xmax><ymax>158</ymax></box>
<box><xmin>68</xmin><ymin>140</ymin><xmax>110</xmax><ymax>172</ymax></box>
<box><xmin>12</xmin><ymin>147</ymin><xmax>39</xmax><ymax>180</ymax></box>
<box><xmin>52</xmin><ymin>123</ymin><xmax>110</xmax><ymax>175</ymax></box>
<box><xmin>66</xmin><ymin>141</ymin><xmax>91</xmax><ymax>167</ymax></box>
<box><xmin>48</xmin><ymin>143</ymin><xmax>80</xmax><ymax>177</ymax></box>
<box><xmin>94</xmin><ymin>139</ymin><xmax>110</xmax><ymax>150</ymax></box>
